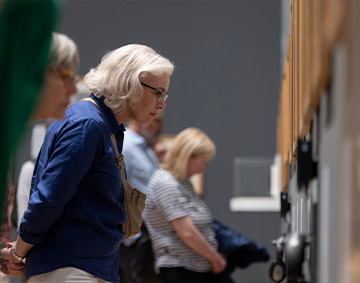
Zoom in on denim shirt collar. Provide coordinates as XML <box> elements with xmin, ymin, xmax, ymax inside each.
<box><xmin>90</xmin><ymin>93</ymin><xmax>126</xmax><ymax>135</ymax></box>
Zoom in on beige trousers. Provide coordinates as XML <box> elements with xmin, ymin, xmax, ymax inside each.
<box><xmin>28</xmin><ymin>267</ymin><xmax>111</xmax><ymax>283</ymax></box>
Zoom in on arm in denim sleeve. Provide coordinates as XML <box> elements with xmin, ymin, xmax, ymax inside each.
<box><xmin>19</xmin><ymin>118</ymin><xmax>103</xmax><ymax>245</ymax></box>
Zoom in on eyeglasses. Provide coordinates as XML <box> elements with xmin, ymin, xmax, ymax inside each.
<box><xmin>50</xmin><ymin>67</ymin><xmax>78</xmax><ymax>86</ymax></box>
<box><xmin>141</xmin><ymin>82</ymin><xmax>168</xmax><ymax>103</ymax></box>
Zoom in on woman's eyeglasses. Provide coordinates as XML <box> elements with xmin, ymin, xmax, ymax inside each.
<box><xmin>141</xmin><ymin>82</ymin><xmax>168</xmax><ymax>103</ymax></box>
<box><xmin>50</xmin><ymin>67</ymin><xmax>79</xmax><ymax>86</ymax></box>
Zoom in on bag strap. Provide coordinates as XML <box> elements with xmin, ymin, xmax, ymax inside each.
<box><xmin>81</xmin><ymin>97</ymin><xmax>100</xmax><ymax>110</ymax></box>
<box><xmin>110</xmin><ymin>135</ymin><xmax>128</xmax><ymax>185</ymax></box>
<box><xmin>80</xmin><ymin>97</ymin><xmax>129</xmax><ymax>186</ymax></box>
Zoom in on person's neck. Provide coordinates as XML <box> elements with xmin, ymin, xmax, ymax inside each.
<box><xmin>113</xmin><ymin>110</ymin><xmax>133</xmax><ymax>125</ymax></box>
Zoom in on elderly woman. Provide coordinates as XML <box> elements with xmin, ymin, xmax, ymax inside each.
<box><xmin>145</xmin><ymin>128</ymin><xmax>227</xmax><ymax>283</ymax></box>
<box><xmin>0</xmin><ymin>31</ymin><xmax>79</xmax><ymax>277</ymax></box>
<box><xmin>15</xmin><ymin>31</ymin><xmax>79</xmax><ymax>232</ymax></box>
<box><xmin>2</xmin><ymin>44</ymin><xmax>174</xmax><ymax>283</ymax></box>
<box><xmin>30</xmin><ymin>32</ymin><xmax>79</xmax><ymax>121</ymax></box>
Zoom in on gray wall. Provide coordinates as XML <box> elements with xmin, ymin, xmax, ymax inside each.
<box><xmin>15</xmin><ymin>1</ymin><xmax>282</xmax><ymax>282</ymax></box>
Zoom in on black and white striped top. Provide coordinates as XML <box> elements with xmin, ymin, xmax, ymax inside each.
<box><xmin>144</xmin><ymin>168</ymin><xmax>218</xmax><ymax>273</ymax></box>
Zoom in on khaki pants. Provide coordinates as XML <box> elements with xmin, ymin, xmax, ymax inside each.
<box><xmin>28</xmin><ymin>267</ymin><xmax>111</xmax><ymax>283</ymax></box>
<box><xmin>0</xmin><ymin>271</ymin><xmax>10</xmax><ymax>283</ymax></box>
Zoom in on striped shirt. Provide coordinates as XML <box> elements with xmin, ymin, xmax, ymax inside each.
<box><xmin>144</xmin><ymin>168</ymin><xmax>218</xmax><ymax>273</ymax></box>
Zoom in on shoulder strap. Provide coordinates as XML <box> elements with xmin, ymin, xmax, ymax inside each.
<box><xmin>81</xmin><ymin>98</ymin><xmax>128</xmax><ymax>184</ymax></box>
<box><xmin>111</xmin><ymin>135</ymin><xmax>128</xmax><ymax>185</ymax></box>
<box><xmin>81</xmin><ymin>97</ymin><xmax>100</xmax><ymax>110</ymax></box>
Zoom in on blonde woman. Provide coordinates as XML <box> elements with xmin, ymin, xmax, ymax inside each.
<box><xmin>145</xmin><ymin>128</ymin><xmax>226</xmax><ymax>282</ymax></box>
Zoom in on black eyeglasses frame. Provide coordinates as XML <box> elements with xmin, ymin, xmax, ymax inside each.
<box><xmin>141</xmin><ymin>82</ymin><xmax>168</xmax><ymax>103</ymax></box>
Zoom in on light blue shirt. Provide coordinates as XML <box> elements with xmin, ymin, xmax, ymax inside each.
<box><xmin>122</xmin><ymin>128</ymin><xmax>159</xmax><ymax>195</ymax></box>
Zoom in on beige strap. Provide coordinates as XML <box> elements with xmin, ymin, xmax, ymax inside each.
<box><xmin>111</xmin><ymin>135</ymin><xmax>128</xmax><ymax>185</ymax></box>
<box><xmin>81</xmin><ymin>97</ymin><xmax>100</xmax><ymax>110</ymax></box>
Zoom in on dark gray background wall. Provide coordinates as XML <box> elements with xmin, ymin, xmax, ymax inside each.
<box><xmin>15</xmin><ymin>1</ymin><xmax>282</xmax><ymax>282</ymax></box>
<box><xmin>60</xmin><ymin>1</ymin><xmax>282</xmax><ymax>282</ymax></box>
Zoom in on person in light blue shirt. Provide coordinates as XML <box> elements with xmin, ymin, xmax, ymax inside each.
<box><xmin>123</xmin><ymin>110</ymin><xmax>164</xmax><ymax>195</ymax></box>
<box><xmin>119</xmin><ymin>111</ymin><xmax>165</xmax><ymax>283</ymax></box>
<box><xmin>2</xmin><ymin>44</ymin><xmax>174</xmax><ymax>283</ymax></box>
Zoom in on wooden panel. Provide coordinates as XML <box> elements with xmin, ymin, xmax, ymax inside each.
<box><xmin>278</xmin><ymin>49</ymin><xmax>291</xmax><ymax>192</ymax></box>
<box><xmin>310</xmin><ymin>0</ymin><xmax>323</xmax><ymax>109</ymax></box>
<box><xmin>298</xmin><ymin>0</ymin><xmax>304</xmax><ymax>139</ymax></box>
<box><xmin>277</xmin><ymin>0</ymin><xmax>349</xmax><ymax>191</ymax></box>
<box><xmin>299</xmin><ymin>0</ymin><xmax>313</xmax><ymax>138</ymax></box>
<box><xmin>289</xmin><ymin>0</ymin><xmax>298</xmax><ymax>163</ymax></box>
<box><xmin>301</xmin><ymin>0</ymin><xmax>315</xmax><ymax>137</ymax></box>
<box><xmin>323</xmin><ymin>0</ymin><xmax>348</xmax><ymax>46</ymax></box>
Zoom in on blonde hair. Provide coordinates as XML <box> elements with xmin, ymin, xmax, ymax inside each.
<box><xmin>83</xmin><ymin>44</ymin><xmax>174</xmax><ymax>114</ymax></box>
<box><xmin>162</xmin><ymin>128</ymin><xmax>216</xmax><ymax>181</ymax></box>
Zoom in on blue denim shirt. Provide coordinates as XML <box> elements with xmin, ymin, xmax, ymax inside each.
<box><xmin>19</xmin><ymin>94</ymin><xmax>126</xmax><ymax>283</ymax></box>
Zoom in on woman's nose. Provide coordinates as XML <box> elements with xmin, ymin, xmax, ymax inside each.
<box><xmin>157</xmin><ymin>99</ymin><xmax>166</xmax><ymax>110</ymax></box>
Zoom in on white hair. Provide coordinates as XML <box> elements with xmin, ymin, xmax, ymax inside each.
<box><xmin>83</xmin><ymin>44</ymin><xmax>174</xmax><ymax>114</ymax></box>
<box><xmin>48</xmin><ymin>32</ymin><xmax>79</xmax><ymax>73</ymax></box>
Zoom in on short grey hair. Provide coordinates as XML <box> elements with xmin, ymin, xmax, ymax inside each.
<box><xmin>48</xmin><ymin>32</ymin><xmax>80</xmax><ymax>73</ymax></box>
<box><xmin>83</xmin><ymin>44</ymin><xmax>174</xmax><ymax>114</ymax></box>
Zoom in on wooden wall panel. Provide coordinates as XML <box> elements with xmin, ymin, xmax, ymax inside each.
<box><xmin>276</xmin><ymin>0</ymin><xmax>349</xmax><ymax>190</ymax></box>
<box><xmin>301</xmin><ymin>0</ymin><xmax>314</xmax><ymax>137</ymax></box>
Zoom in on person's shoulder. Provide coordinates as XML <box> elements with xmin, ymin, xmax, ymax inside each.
<box><xmin>123</xmin><ymin>130</ymin><xmax>147</xmax><ymax>155</ymax></box>
<box><xmin>47</xmin><ymin>108</ymin><xmax>104</xmax><ymax>139</ymax></box>
<box><xmin>67</xmin><ymin>100</ymin><xmax>103</xmax><ymax>122</ymax></box>
<box><xmin>123</xmin><ymin>128</ymin><xmax>144</xmax><ymax>146</ymax></box>
<box><xmin>122</xmin><ymin>137</ymin><xmax>139</xmax><ymax>151</ymax></box>
<box><xmin>122</xmin><ymin>146</ymin><xmax>141</xmax><ymax>165</ymax></box>
<box><xmin>150</xmin><ymin>169</ymin><xmax>177</xmax><ymax>187</ymax></box>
